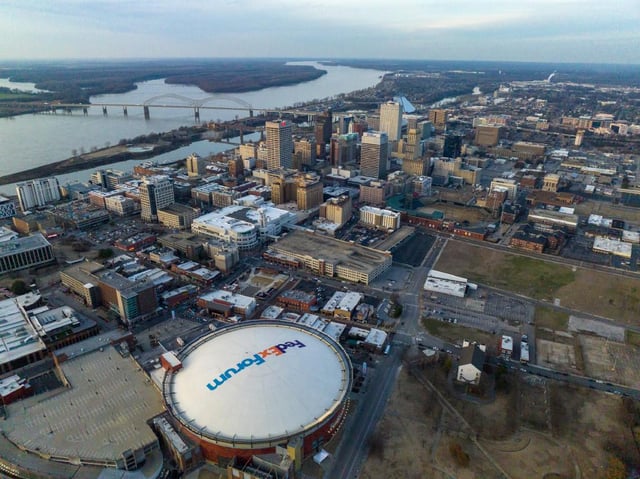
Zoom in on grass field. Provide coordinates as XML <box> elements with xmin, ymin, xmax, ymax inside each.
<box><xmin>627</xmin><ymin>330</ymin><xmax>640</xmax><ymax>347</ymax></box>
<box><xmin>436</xmin><ymin>241</ymin><xmax>640</xmax><ymax>324</ymax></box>
<box><xmin>421</xmin><ymin>317</ymin><xmax>497</xmax><ymax>347</ymax></box>
<box><xmin>535</xmin><ymin>307</ymin><xmax>570</xmax><ymax>331</ymax></box>
<box><xmin>0</xmin><ymin>92</ymin><xmax>33</xmax><ymax>101</ymax></box>
<box><xmin>435</xmin><ymin>242</ymin><xmax>575</xmax><ymax>300</ymax></box>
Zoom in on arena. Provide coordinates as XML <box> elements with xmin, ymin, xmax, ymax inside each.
<box><xmin>163</xmin><ymin>321</ymin><xmax>352</xmax><ymax>463</ymax></box>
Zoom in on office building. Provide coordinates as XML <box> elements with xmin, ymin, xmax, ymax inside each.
<box><xmin>443</xmin><ymin>134</ymin><xmax>462</xmax><ymax>158</ymax></box>
<box><xmin>360</xmin><ymin>180</ymin><xmax>392</xmax><ymax>207</ymax></box>
<box><xmin>294</xmin><ymin>138</ymin><xmax>316</xmax><ymax>169</ymax></box>
<box><xmin>140</xmin><ymin>176</ymin><xmax>175</xmax><ymax>222</ymax></box>
<box><xmin>157</xmin><ymin>203</ymin><xmax>200</xmax><ymax>230</ymax></box>
<box><xmin>0</xmin><ymin>233</ymin><xmax>55</xmax><ymax>274</ymax></box>
<box><xmin>186</xmin><ymin>153</ymin><xmax>206</xmax><ymax>177</ymax></box>
<box><xmin>319</xmin><ymin>195</ymin><xmax>353</xmax><ymax>227</ymax></box>
<box><xmin>314</xmin><ymin>110</ymin><xmax>333</xmax><ymax>158</ymax></box>
<box><xmin>0</xmin><ymin>196</ymin><xmax>16</xmax><ymax>219</ymax></box>
<box><xmin>359</xmin><ymin>206</ymin><xmax>401</xmax><ymax>231</ymax></box>
<box><xmin>360</xmin><ymin>131</ymin><xmax>389</xmax><ymax>179</ymax></box>
<box><xmin>474</xmin><ymin>125</ymin><xmax>501</xmax><ymax>147</ymax></box>
<box><xmin>428</xmin><ymin>109</ymin><xmax>448</xmax><ymax>129</ymax></box>
<box><xmin>379</xmin><ymin>101</ymin><xmax>403</xmax><ymax>142</ymax></box>
<box><xmin>296</xmin><ymin>175</ymin><xmax>323</xmax><ymax>210</ymax></box>
<box><xmin>266</xmin><ymin>120</ymin><xmax>294</xmax><ymax>169</ymax></box>
<box><xmin>16</xmin><ymin>178</ymin><xmax>61</xmax><ymax>212</ymax></box>
<box><xmin>402</xmin><ymin>157</ymin><xmax>429</xmax><ymax>176</ymax></box>
<box><xmin>90</xmin><ymin>169</ymin><xmax>132</xmax><ymax>191</ymax></box>
<box><xmin>228</xmin><ymin>156</ymin><xmax>244</xmax><ymax>178</ymax></box>
<box><xmin>330</xmin><ymin>133</ymin><xmax>358</xmax><ymax>167</ymax></box>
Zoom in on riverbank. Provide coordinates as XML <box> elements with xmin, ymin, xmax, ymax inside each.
<box><xmin>0</xmin><ymin>139</ymin><xmax>195</xmax><ymax>186</ymax></box>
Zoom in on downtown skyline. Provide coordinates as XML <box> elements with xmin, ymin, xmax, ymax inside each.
<box><xmin>0</xmin><ymin>0</ymin><xmax>639</xmax><ymax>64</ymax></box>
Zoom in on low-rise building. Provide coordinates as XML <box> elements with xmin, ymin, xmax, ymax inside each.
<box><xmin>359</xmin><ymin>206</ymin><xmax>401</xmax><ymax>231</ymax></box>
<box><xmin>277</xmin><ymin>290</ymin><xmax>317</xmax><ymax>312</ymax></box>
<box><xmin>158</xmin><ymin>203</ymin><xmax>200</xmax><ymax>230</ymax></box>
<box><xmin>197</xmin><ymin>290</ymin><xmax>256</xmax><ymax>318</ymax></box>
<box><xmin>423</xmin><ymin>270</ymin><xmax>468</xmax><ymax>298</ymax></box>
<box><xmin>457</xmin><ymin>343</ymin><xmax>486</xmax><ymax>385</ymax></box>
<box><xmin>0</xmin><ymin>233</ymin><xmax>55</xmax><ymax>274</ymax></box>
<box><xmin>267</xmin><ymin>230</ymin><xmax>392</xmax><ymax>285</ymax></box>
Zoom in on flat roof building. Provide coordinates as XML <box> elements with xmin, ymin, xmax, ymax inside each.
<box><xmin>0</xmin><ymin>233</ymin><xmax>55</xmax><ymax>274</ymax></box>
<box><xmin>267</xmin><ymin>230</ymin><xmax>392</xmax><ymax>285</ymax></box>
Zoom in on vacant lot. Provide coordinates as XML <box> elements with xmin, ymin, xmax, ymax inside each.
<box><xmin>392</xmin><ymin>230</ymin><xmax>435</xmax><ymax>266</ymax></box>
<box><xmin>436</xmin><ymin>242</ymin><xmax>575</xmax><ymax>300</ymax></box>
<box><xmin>416</xmin><ymin>203</ymin><xmax>491</xmax><ymax>223</ymax></box>
<box><xmin>574</xmin><ymin>200</ymin><xmax>640</xmax><ymax>223</ymax></box>
<box><xmin>360</xmin><ymin>362</ymin><xmax>636</xmax><ymax>479</ymax></box>
<box><xmin>436</xmin><ymin>241</ymin><xmax>640</xmax><ymax>323</ymax></box>
<box><xmin>535</xmin><ymin>307</ymin><xmax>570</xmax><ymax>331</ymax></box>
<box><xmin>580</xmin><ymin>336</ymin><xmax>640</xmax><ymax>386</ymax></box>
<box><xmin>422</xmin><ymin>318</ymin><xmax>497</xmax><ymax>349</ymax></box>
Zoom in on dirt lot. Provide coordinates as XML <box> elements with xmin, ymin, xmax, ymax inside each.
<box><xmin>416</xmin><ymin>203</ymin><xmax>492</xmax><ymax>223</ymax></box>
<box><xmin>436</xmin><ymin>241</ymin><xmax>640</xmax><ymax>323</ymax></box>
<box><xmin>580</xmin><ymin>335</ymin><xmax>640</xmax><ymax>387</ymax></box>
<box><xmin>574</xmin><ymin>199</ymin><xmax>640</xmax><ymax>224</ymax></box>
<box><xmin>537</xmin><ymin>337</ymin><xmax>578</xmax><ymax>371</ymax></box>
<box><xmin>360</xmin><ymin>360</ymin><xmax>637</xmax><ymax>479</ymax></box>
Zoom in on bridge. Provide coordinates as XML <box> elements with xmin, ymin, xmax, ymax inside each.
<box><xmin>40</xmin><ymin>94</ymin><xmax>328</xmax><ymax>122</ymax></box>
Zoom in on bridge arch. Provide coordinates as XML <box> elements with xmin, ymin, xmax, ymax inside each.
<box><xmin>143</xmin><ymin>94</ymin><xmax>198</xmax><ymax>106</ymax></box>
<box><xmin>196</xmin><ymin>96</ymin><xmax>253</xmax><ymax>110</ymax></box>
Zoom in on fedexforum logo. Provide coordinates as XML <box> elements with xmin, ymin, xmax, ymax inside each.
<box><xmin>205</xmin><ymin>339</ymin><xmax>306</xmax><ymax>391</ymax></box>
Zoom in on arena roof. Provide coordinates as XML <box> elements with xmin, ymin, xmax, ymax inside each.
<box><xmin>165</xmin><ymin>321</ymin><xmax>351</xmax><ymax>446</ymax></box>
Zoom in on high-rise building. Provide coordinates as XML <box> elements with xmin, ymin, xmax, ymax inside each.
<box><xmin>296</xmin><ymin>175</ymin><xmax>323</xmax><ymax>211</ymax></box>
<box><xmin>360</xmin><ymin>132</ymin><xmax>389</xmax><ymax>179</ymax></box>
<box><xmin>319</xmin><ymin>195</ymin><xmax>353</xmax><ymax>227</ymax></box>
<box><xmin>428</xmin><ymin>109</ymin><xmax>448</xmax><ymax>130</ymax></box>
<box><xmin>293</xmin><ymin>139</ymin><xmax>316</xmax><ymax>169</ymax></box>
<box><xmin>337</xmin><ymin>115</ymin><xmax>354</xmax><ymax>135</ymax></box>
<box><xmin>314</xmin><ymin>111</ymin><xmax>333</xmax><ymax>158</ymax></box>
<box><xmin>228</xmin><ymin>156</ymin><xmax>244</xmax><ymax>178</ymax></box>
<box><xmin>186</xmin><ymin>153</ymin><xmax>206</xmax><ymax>177</ymax></box>
<box><xmin>379</xmin><ymin>101</ymin><xmax>403</xmax><ymax>142</ymax></box>
<box><xmin>443</xmin><ymin>134</ymin><xmax>462</xmax><ymax>159</ymax></box>
<box><xmin>266</xmin><ymin>121</ymin><xmax>293</xmax><ymax>170</ymax></box>
<box><xmin>360</xmin><ymin>180</ymin><xmax>392</xmax><ymax>207</ymax></box>
<box><xmin>474</xmin><ymin>126</ymin><xmax>501</xmax><ymax>147</ymax></box>
<box><xmin>140</xmin><ymin>176</ymin><xmax>175</xmax><ymax>222</ymax></box>
<box><xmin>16</xmin><ymin>178</ymin><xmax>61</xmax><ymax>212</ymax></box>
<box><xmin>404</xmin><ymin>128</ymin><xmax>422</xmax><ymax>161</ymax></box>
<box><xmin>330</xmin><ymin>133</ymin><xmax>358</xmax><ymax>167</ymax></box>
<box><xmin>402</xmin><ymin>158</ymin><xmax>429</xmax><ymax>176</ymax></box>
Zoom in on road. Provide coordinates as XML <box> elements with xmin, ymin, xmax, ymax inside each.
<box><xmin>327</xmin><ymin>345</ymin><xmax>404</xmax><ymax>479</ymax></box>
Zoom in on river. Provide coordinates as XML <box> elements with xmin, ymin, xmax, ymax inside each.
<box><xmin>0</xmin><ymin>62</ymin><xmax>383</xmax><ymax>194</ymax></box>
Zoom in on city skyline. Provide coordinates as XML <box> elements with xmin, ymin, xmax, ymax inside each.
<box><xmin>1</xmin><ymin>0</ymin><xmax>639</xmax><ymax>64</ymax></box>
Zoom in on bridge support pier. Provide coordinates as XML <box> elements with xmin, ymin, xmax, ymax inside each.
<box><xmin>143</xmin><ymin>106</ymin><xmax>150</xmax><ymax>120</ymax></box>
<box><xmin>123</xmin><ymin>106</ymin><xmax>128</xmax><ymax>116</ymax></box>
<box><xmin>249</xmin><ymin>109</ymin><xmax>253</xmax><ymax>118</ymax></box>
<box><xmin>102</xmin><ymin>106</ymin><xmax>108</xmax><ymax>116</ymax></box>
<box><xmin>239</xmin><ymin>125</ymin><xmax>244</xmax><ymax>145</ymax></box>
<box><xmin>194</xmin><ymin>108</ymin><xmax>200</xmax><ymax>122</ymax></box>
<box><xmin>82</xmin><ymin>107</ymin><xmax>88</xmax><ymax>115</ymax></box>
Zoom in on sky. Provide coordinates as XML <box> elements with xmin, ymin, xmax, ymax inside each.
<box><xmin>1</xmin><ymin>0</ymin><xmax>639</xmax><ymax>64</ymax></box>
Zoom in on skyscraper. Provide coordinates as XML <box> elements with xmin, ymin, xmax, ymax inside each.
<box><xmin>266</xmin><ymin>120</ymin><xmax>293</xmax><ymax>170</ymax></box>
<box><xmin>140</xmin><ymin>176</ymin><xmax>174</xmax><ymax>222</ymax></box>
<box><xmin>443</xmin><ymin>134</ymin><xmax>462</xmax><ymax>159</ymax></box>
<box><xmin>360</xmin><ymin>131</ymin><xmax>389</xmax><ymax>179</ymax></box>
<box><xmin>379</xmin><ymin>101</ymin><xmax>403</xmax><ymax>142</ymax></box>
<box><xmin>314</xmin><ymin>110</ymin><xmax>332</xmax><ymax>158</ymax></box>
<box><xmin>16</xmin><ymin>178</ymin><xmax>61</xmax><ymax>212</ymax></box>
<box><xmin>186</xmin><ymin>153</ymin><xmax>206</xmax><ymax>177</ymax></box>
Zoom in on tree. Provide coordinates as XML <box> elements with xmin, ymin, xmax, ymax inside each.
<box><xmin>449</xmin><ymin>442</ymin><xmax>470</xmax><ymax>467</ymax></box>
<box><xmin>10</xmin><ymin>279</ymin><xmax>29</xmax><ymax>295</ymax></box>
<box><xmin>604</xmin><ymin>456</ymin><xmax>626</xmax><ymax>479</ymax></box>
<box><xmin>98</xmin><ymin>248</ymin><xmax>114</xmax><ymax>259</ymax></box>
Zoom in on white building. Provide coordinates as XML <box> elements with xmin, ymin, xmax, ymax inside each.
<box><xmin>140</xmin><ymin>175</ymin><xmax>174</xmax><ymax>222</ymax></box>
<box><xmin>379</xmin><ymin>101</ymin><xmax>403</xmax><ymax>142</ymax></box>
<box><xmin>16</xmin><ymin>178</ymin><xmax>61</xmax><ymax>212</ymax></box>
<box><xmin>192</xmin><ymin>204</ymin><xmax>295</xmax><ymax>250</ymax></box>
<box><xmin>489</xmin><ymin>177</ymin><xmax>518</xmax><ymax>199</ymax></box>
<box><xmin>456</xmin><ymin>343</ymin><xmax>485</xmax><ymax>385</ymax></box>
<box><xmin>359</xmin><ymin>206</ymin><xmax>401</xmax><ymax>231</ymax></box>
<box><xmin>198</xmin><ymin>290</ymin><xmax>256</xmax><ymax>317</ymax></box>
<box><xmin>593</xmin><ymin>237</ymin><xmax>633</xmax><ymax>258</ymax></box>
<box><xmin>423</xmin><ymin>270</ymin><xmax>468</xmax><ymax>298</ymax></box>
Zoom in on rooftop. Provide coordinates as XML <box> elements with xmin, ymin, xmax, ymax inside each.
<box><xmin>0</xmin><ymin>297</ymin><xmax>46</xmax><ymax>366</ymax></box>
<box><xmin>4</xmin><ymin>346</ymin><xmax>165</xmax><ymax>464</ymax></box>
<box><xmin>0</xmin><ymin>233</ymin><xmax>51</xmax><ymax>258</ymax></box>
<box><xmin>271</xmin><ymin>230</ymin><xmax>391</xmax><ymax>275</ymax></box>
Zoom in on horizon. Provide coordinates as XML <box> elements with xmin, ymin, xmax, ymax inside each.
<box><xmin>1</xmin><ymin>1</ymin><xmax>639</xmax><ymax>64</ymax></box>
